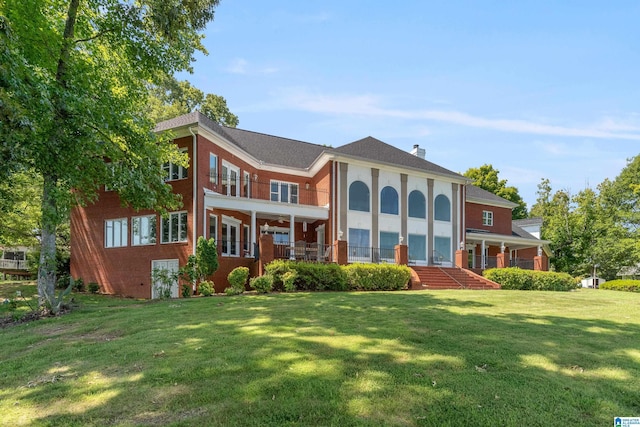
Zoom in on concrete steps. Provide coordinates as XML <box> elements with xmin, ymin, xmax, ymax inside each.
<box><xmin>410</xmin><ymin>266</ymin><xmax>500</xmax><ymax>290</ymax></box>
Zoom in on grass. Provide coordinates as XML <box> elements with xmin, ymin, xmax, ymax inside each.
<box><xmin>1</xmin><ymin>281</ymin><xmax>639</xmax><ymax>426</ymax></box>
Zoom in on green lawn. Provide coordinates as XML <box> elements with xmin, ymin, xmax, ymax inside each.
<box><xmin>1</xmin><ymin>282</ymin><xmax>639</xmax><ymax>426</ymax></box>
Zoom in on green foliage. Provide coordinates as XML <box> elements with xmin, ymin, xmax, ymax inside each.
<box><xmin>0</xmin><ymin>170</ymin><xmax>41</xmax><ymax>246</ymax></box>
<box><xmin>181</xmin><ymin>284</ymin><xmax>192</xmax><ymax>298</ymax></box>
<box><xmin>264</xmin><ymin>260</ymin><xmax>348</xmax><ymax>292</ymax></box>
<box><xmin>72</xmin><ymin>278</ymin><xmax>85</xmax><ymax>293</ymax></box>
<box><xmin>197</xmin><ymin>280</ymin><xmax>214</xmax><ymax>296</ymax></box>
<box><xmin>599</xmin><ymin>280</ymin><xmax>640</xmax><ymax>292</ymax></box>
<box><xmin>343</xmin><ymin>264</ymin><xmax>412</xmax><ymax>291</ymax></box>
<box><xmin>179</xmin><ymin>255</ymin><xmax>197</xmax><ymax>286</ymax></box>
<box><xmin>250</xmin><ymin>275</ymin><xmax>273</xmax><ymax>294</ymax></box>
<box><xmin>195</xmin><ymin>237</ymin><xmax>218</xmax><ymax>281</ymax></box>
<box><xmin>56</xmin><ymin>274</ymin><xmax>71</xmax><ymax>290</ymax></box>
<box><xmin>227</xmin><ymin>267</ymin><xmax>249</xmax><ymax>294</ymax></box>
<box><xmin>87</xmin><ymin>282</ymin><xmax>100</xmax><ymax>294</ymax></box>
<box><xmin>484</xmin><ymin>268</ymin><xmax>576</xmax><ymax>291</ymax></box>
<box><xmin>282</xmin><ymin>271</ymin><xmax>298</xmax><ymax>293</ymax></box>
<box><xmin>464</xmin><ymin>164</ymin><xmax>528</xmax><ymax>219</ymax></box>
<box><xmin>151</xmin><ymin>268</ymin><xmax>178</xmax><ymax>299</ymax></box>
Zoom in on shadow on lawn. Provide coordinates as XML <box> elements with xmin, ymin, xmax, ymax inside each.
<box><xmin>5</xmin><ymin>291</ymin><xmax>640</xmax><ymax>426</ymax></box>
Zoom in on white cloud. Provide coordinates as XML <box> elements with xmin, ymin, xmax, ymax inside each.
<box><xmin>273</xmin><ymin>88</ymin><xmax>640</xmax><ymax>141</ymax></box>
<box><xmin>226</xmin><ymin>58</ymin><xmax>278</xmax><ymax>75</ymax></box>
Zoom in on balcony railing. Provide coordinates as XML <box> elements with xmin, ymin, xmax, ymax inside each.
<box><xmin>347</xmin><ymin>246</ymin><xmax>395</xmax><ymax>264</ymax></box>
<box><xmin>0</xmin><ymin>259</ymin><xmax>29</xmax><ymax>270</ymax></box>
<box><xmin>511</xmin><ymin>258</ymin><xmax>534</xmax><ymax>270</ymax></box>
<box><xmin>206</xmin><ymin>174</ymin><xmax>329</xmax><ymax>207</ymax></box>
<box><xmin>274</xmin><ymin>242</ymin><xmax>333</xmax><ymax>262</ymax></box>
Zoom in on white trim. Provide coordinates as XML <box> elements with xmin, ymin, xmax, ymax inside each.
<box><xmin>482</xmin><ymin>210</ymin><xmax>494</xmax><ymax>226</ymax></box>
<box><xmin>105</xmin><ymin>218</ymin><xmax>128</xmax><ymax>248</ymax></box>
<box><xmin>161</xmin><ymin>211</ymin><xmax>188</xmax><ymax>244</ymax></box>
<box><xmin>131</xmin><ymin>214</ymin><xmax>157</xmax><ymax>246</ymax></box>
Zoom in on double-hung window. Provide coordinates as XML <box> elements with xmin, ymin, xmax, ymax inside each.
<box><xmin>270</xmin><ymin>180</ymin><xmax>298</xmax><ymax>203</ymax></box>
<box><xmin>209</xmin><ymin>153</ymin><xmax>218</xmax><ymax>184</ymax></box>
<box><xmin>163</xmin><ymin>148</ymin><xmax>188</xmax><ymax>181</ymax></box>
<box><xmin>132</xmin><ymin>215</ymin><xmax>157</xmax><ymax>246</ymax></box>
<box><xmin>105</xmin><ymin>218</ymin><xmax>128</xmax><ymax>248</ymax></box>
<box><xmin>482</xmin><ymin>210</ymin><xmax>494</xmax><ymax>226</ymax></box>
<box><xmin>221</xmin><ymin>216</ymin><xmax>241</xmax><ymax>256</ymax></box>
<box><xmin>161</xmin><ymin>211</ymin><xmax>188</xmax><ymax>243</ymax></box>
<box><xmin>222</xmin><ymin>161</ymin><xmax>240</xmax><ymax>196</ymax></box>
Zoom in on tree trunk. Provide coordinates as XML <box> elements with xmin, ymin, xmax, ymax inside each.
<box><xmin>37</xmin><ymin>174</ymin><xmax>59</xmax><ymax>311</ymax></box>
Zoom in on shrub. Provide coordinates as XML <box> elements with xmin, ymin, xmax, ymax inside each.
<box><xmin>484</xmin><ymin>268</ymin><xmax>576</xmax><ymax>291</ymax></box>
<box><xmin>228</xmin><ymin>267</ymin><xmax>249</xmax><ymax>293</ymax></box>
<box><xmin>600</xmin><ymin>280</ymin><xmax>640</xmax><ymax>292</ymax></box>
<box><xmin>198</xmin><ymin>280</ymin><xmax>215</xmax><ymax>296</ymax></box>
<box><xmin>72</xmin><ymin>277</ymin><xmax>85</xmax><ymax>292</ymax></box>
<box><xmin>264</xmin><ymin>260</ymin><xmax>348</xmax><ymax>292</ymax></box>
<box><xmin>343</xmin><ymin>264</ymin><xmax>412</xmax><ymax>291</ymax></box>
<box><xmin>56</xmin><ymin>274</ymin><xmax>71</xmax><ymax>289</ymax></box>
<box><xmin>181</xmin><ymin>284</ymin><xmax>192</xmax><ymax>298</ymax></box>
<box><xmin>87</xmin><ymin>282</ymin><xmax>100</xmax><ymax>294</ymax></box>
<box><xmin>251</xmin><ymin>275</ymin><xmax>273</xmax><ymax>294</ymax></box>
<box><xmin>282</xmin><ymin>271</ymin><xmax>298</xmax><ymax>292</ymax></box>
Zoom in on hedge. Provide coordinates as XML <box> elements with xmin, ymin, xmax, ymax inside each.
<box><xmin>599</xmin><ymin>280</ymin><xmax>640</xmax><ymax>292</ymax></box>
<box><xmin>343</xmin><ymin>263</ymin><xmax>412</xmax><ymax>291</ymax></box>
<box><xmin>484</xmin><ymin>268</ymin><xmax>576</xmax><ymax>291</ymax></box>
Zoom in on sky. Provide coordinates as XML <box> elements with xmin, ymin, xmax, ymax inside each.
<box><xmin>182</xmin><ymin>0</ymin><xmax>640</xmax><ymax>209</ymax></box>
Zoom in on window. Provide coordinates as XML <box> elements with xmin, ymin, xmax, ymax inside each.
<box><xmin>267</xmin><ymin>228</ymin><xmax>289</xmax><ymax>244</ymax></box>
<box><xmin>270</xmin><ymin>181</ymin><xmax>299</xmax><ymax>203</ymax></box>
<box><xmin>209</xmin><ymin>214</ymin><xmax>218</xmax><ymax>242</ymax></box>
<box><xmin>482</xmin><ymin>210</ymin><xmax>494</xmax><ymax>226</ymax></box>
<box><xmin>349</xmin><ymin>181</ymin><xmax>370</xmax><ymax>212</ymax></box>
<box><xmin>380</xmin><ymin>186</ymin><xmax>399</xmax><ymax>215</ymax></box>
<box><xmin>163</xmin><ymin>148</ymin><xmax>188</xmax><ymax>181</ymax></box>
<box><xmin>408</xmin><ymin>190</ymin><xmax>426</xmax><ymax>218</ymax></box>
<box><xmin>380</xmin><ymin>231</ymin><xmax>398</xmax><ymax>259</ymax></box>
<box><xmin>348</xmin><ymin>228</ymin><xmax>370</xmax><ymax>247</ymax></box>
<box><xmin>243</xmin><ymin>171</ymin><xmax>250</xmax><ymax>198</ymax></box>
<box><xmin>161</xmin><ymin>211</ymin><xmax>188</xmax><ymax>243</ymax></box>
<box><xmin>222</xmin><ymin>162</ymin><xmax>240</xmax><ymax>196</ymax></box>
<box><xmin>209</xmin><ymin>153</ymin><xmax>218</xmax><ymax>184</ymax></box>
<box><xmin>105</xmin><ymin>218</ymin><xmax>128</xmax><ymax>248</ymax></box>
<box><xmin>434</xmin><ymin>236</ymin><xmax>451</xmax><ymax>262</ymax></box>
<box><xmin>243</xmin><ymin>224</ymin><xmax>251</xmax><ymax>255</ymax></box>
<box><xmin>132</xmin><ymin>215</ymin><xmax>156</xmax><ymax>246</ymax></box>
<box><xmin>409</xmin><ymin>234</ymin><xmax>427</xmax><ymax>261</ymax></box>
<box><xmin>221</xmin><ymin>217</ymin><xmax>240</xmax><ymax>256</ymax></box>
<box><xmin>434</xmin><ymin>194</ymin><xmax>451</xmax><ymax>221</ymax></box>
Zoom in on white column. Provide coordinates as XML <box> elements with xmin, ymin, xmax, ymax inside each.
<box><xmin>289</xmin><ymin>213</ymin><xmax>296</xmax><ymax>260</ymax></box>
<box><xmin>250</xmin><ymin>210</ymin><xmax>256</xmax><ymax>257</ymax></box>
<box><xmin>481</xmin><ymin>240</ymin><xmax>486</xmax><ymax>269</ymax></box>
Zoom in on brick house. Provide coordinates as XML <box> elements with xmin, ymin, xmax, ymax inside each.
<box><xmin>70</xmin><ymin>112</ymin><xmax>549</xmax><ymax>297</ymax></box>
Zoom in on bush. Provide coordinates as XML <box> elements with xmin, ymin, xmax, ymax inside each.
<box><xmin>282</xmin><ymin>271</ymin><xmax>298</xmax><ymax>292</ymax></box>
<box><xmin>198</xmin><ymin>280</ymin><xmax>215</xmax><ymax>296</ymax></box>
<box><xmin>181</xmin><ymin>284</ymin><xmax>192</xmax><ymax>298</ymax></box>
<box><xmin>484</xmin><ymin>268</ymin><xmax>576</xmax><ymax>291</ymax></box>
<box><xmin>72</xmin><ymin>277</ymin><xmax>85</xmax><ymax>292</ymax></box>
<box><xmin>343</xmin><ymin>264</ymin><xmax>412</xmax><ymax>291</ymax></box>
<box><xmin>250</xmin><ymin>275</ymin><xmax>273</xmax><ymax>294</ymax></box>
<box><xmin>56</xmin><ymin>274</ymin><xmax>71</xmax><ymax>289</ymax></box>
<box><xmin>600</xmin><ymin>280</ymin><xmax>640</xmax><ymax>292</ymax></box>
<box><xmin>87</xmin><ymin>282</ymin><xmax>100</xmax><ymax>294</ymax></box>
<box><xmin>264</xmin><ymin>260</ymin><xmax>348</xmax><ymax>292</ymax></box>
<box><xmin>228</xmin><ymin>267</ymin><xmax>249</xmax><ymax>292</ymax></box>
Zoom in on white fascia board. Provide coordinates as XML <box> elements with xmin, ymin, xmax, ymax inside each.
<box><xmin>466</xmin><ymin>231</ymin><xmax>550</xmax><ymax>248</ymax></box>
<box><xmin>330</xmin><ymin>153</ymin><xmax>469</xmax><ymax>184</ymax></box>
<box><xmin>466</xmin><ymin>198</ymin><xmax>518</xmax><ymax>210</ymax></box>
<box><xmin>203</xmin><ymin>189</ymin><xmax>329</xmax><ymax>220</ymax></box>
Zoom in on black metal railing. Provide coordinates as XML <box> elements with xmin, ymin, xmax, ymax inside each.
<box><xmin>511</xmin><ymin>258</ymin><xmax>534</xmax><ymax>270</ymax></box>
<box><xmin>347</xmin><ymin>246</ymin><xmax>395</xmax><ymax>264</ymax></box>
<box><xmin>206</xmin><ymin>173</ymin><xmax>329</xmax><ymax>207</ymax></box>
<box><xmin>431</xmin><ymin>250</ymin><xmax>450</xmax><ymax>265</ymax></box>
<box><xmin>273</xmin><ymin>242</ymin><xmax>333</xmax><ymax>262</ymax></box>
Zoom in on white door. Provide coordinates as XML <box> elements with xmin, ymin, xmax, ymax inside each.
<box><xmin>151</xmin><ymin>259</ymin><xmax>179</xmax><ymax>299</ymax></box>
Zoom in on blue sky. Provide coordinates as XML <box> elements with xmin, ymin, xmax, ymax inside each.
<box><xmin>183</xmin><ymin>0</ymin><xmax>640</xmax><ymax>208</ymax></box>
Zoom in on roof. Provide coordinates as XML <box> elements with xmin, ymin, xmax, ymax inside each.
<box><xmin>513</xmin><ymin>217</ymin><xmax>543</xmax><ymax>228</ymax></box>
<box><xmin>465</xmin><ymin>185</ymin><xmax>518</xmax><ymax>208</ymax></box>
<box><xmin>333</xmin><ymin>136</ymin><xmax>463</xmax><ymax>179</ymax></box>
<box><xmin>512</xmin><ymin>223</ymin><xmax>538</xmax><ymax>240</ymax></box>
<box><xmin>156</xmin><ymin>113</ymin><xmax>466</xmax><ymax>178</ymax></box>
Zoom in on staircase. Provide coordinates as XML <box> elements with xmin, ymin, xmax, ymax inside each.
<box><xmin>410</xmin><ymin>266</ymin><xmax>500</xmax><ymax>290</ymax></box>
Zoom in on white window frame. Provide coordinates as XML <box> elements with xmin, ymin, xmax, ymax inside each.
<box><xmin>163</xmin><ymin>147</ymin><xmax>188</xmax><ymax>181</ymax></box>
<box><xmin>209</xmin><ymin>153</ymin><xmax>218</xmax><ymax>184</ymax></box>
<box><xmin>132</xmin><ymin>215</ymin><xmax>157</xmax><ymax>246</ymax></box>
<box><xmin>209</xmin><ymin>214</ymin><xmax>218</xmax><ymax>242</ymax></box>
<box><xmin>243</xmin><ymin>171</ymin><xmax>250</xmax><ymax>198</ymax></box>
<box><xmin>270</xmin><ymin>180</ymin><xmax>299</xmax><ymax>204</ymax></box>
<box><xmin>222</xmin><ymin>161</ymin><xmax>240</xmax><ymax>197</ymax></box>
<box><xmin>105</xmin><ymin>218</ymin><xmax>128</xmax><ymax>248</ymax></box>
<box><xmin>221</xmin><ymin>215</ymin><xmax>241</xmax><ymax>257</ymax></box>
<box><xmin>243</xmin><ymin>224</ymin><xmax>251</xmax><ymax>256</ymax></box>
<box><xmin>161</xmin><ymin>211</ymin><xmax>188</xmax><ymax>244</ymax></box>
<box><xmin>482</xmin><ymin>210</ymin><xmax>494</xmax><ymax>226</ymax></box>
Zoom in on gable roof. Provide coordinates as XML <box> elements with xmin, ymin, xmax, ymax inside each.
<box><xmin>512</xmin><ymin>223</ymin><xmax>538</xmax><ymax>239</ymax></box>
<box><xmin>333</xmin><ymin>136</ymin><xmax>463</xmax><ymax>179</ymax></box>
<box><xmin>513</xmin><ymin>217</ymin><xmax>543</xmax><ymax>228</ymax></box>
<box><xmin>466</xmin><ymin>185</ymin><xmax>518</xmax><ymax>208</ymax></box>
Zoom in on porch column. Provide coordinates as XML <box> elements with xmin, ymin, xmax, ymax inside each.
<box><xmin>497</xmin><ymin>242</ymin><xmax>507</xmax><ymax>269</ymax></box>
<box><xmin>250</xmin><ymin>210</ymin><xmax>256</xmax><ymax>257</ymax></box>
<box><xmin>534</xmin><ymin>246</ymin><xmax>544</xmax><ymax>271</ymax></box>
<box><xmin>427</xmin><ymin>178</ymin><xmax>434</xmax><ymax>265</ymax></box>
<box><xmin>289</xmin><ymin>214</ymin><xmax>295</xmax><ymax>260</ymax></box>
<box><xmin>481</xmin><ymin>240</ymin><xmax>486</xmax><ymax>269</ymax></box>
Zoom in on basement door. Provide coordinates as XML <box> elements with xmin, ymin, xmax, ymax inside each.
<box><xmin>151</xmin><ymin>259</ymin><xmax>179</xmax><ymax>299</ymax></box>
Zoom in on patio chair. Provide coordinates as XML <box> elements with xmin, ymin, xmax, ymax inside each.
<box><xmin>294</xmin><ymin>240</ymin><xmax>307</xmax><ymax>260</ymax></box>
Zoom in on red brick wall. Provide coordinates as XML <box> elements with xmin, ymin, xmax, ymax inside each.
<box><xmin>465</xmin><ymin>201</ymin><xmax>512</xmax><ymax>235</ymax></box>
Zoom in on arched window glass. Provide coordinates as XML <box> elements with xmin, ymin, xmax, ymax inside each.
<box><xmin>434</xmin><ymin>194</ymin><xmax>450</xmax><ymax>221</ymax></box>
<box><xmin>408</xmin><ymin>190</ymin><xmax>426</xmax><ymax>218</ymax></box>
<box><xmin>380</xmin><ymin>186</ymin><xmax>399</xmax><ymax>215</ymax></box>
<box><xmin>349</xmin><ymin>181</ymin><xmax>370</xmax><ymax>212</ymax></box>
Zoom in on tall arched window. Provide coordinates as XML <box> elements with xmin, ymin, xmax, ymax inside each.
<box><xmin>434</xmin><ymin>194</ymin><xmax>450</xmax><ymax>221</ymax></box>
<box><xmin>349</xmin><ymin>181</ymin><xmax>370</xmax><ymax>212</ymax></box>
<box><xmin>380</xmin><ymin>186</ymin><xmax>399</xmax><ymax>215</ymax></box>
<box><xmin>408</xmin><ymin>190</ymin><xmax>426</xmax><ymax>218</ymax></box>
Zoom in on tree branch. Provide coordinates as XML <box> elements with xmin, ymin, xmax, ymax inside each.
<box><xmin>74</xmin><ymin>28</ymin><xmax>114</xmax><ymax>44</ymax></box>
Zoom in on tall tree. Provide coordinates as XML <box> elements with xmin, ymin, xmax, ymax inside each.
<box><xmin>147</xmin><ymin>74</ymin><xmax>239</xmax><ymax>127</ymax></box>
<box><xmin>1</xmin><ymin>0</ymin><xmax>220</xmax><ymax>311</ymax></box>
<box><xmin>464</xmin><ymin>164</ymin><xmax>528</xmax><ymax>219</ymax></box>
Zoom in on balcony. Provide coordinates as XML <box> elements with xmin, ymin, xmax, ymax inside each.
<box><xmin>205</xmin><ymin>174</ymin><xmax>329</xmax><ymax>208</ymax></box>
<box><xmin>0</xmin><ymin>259</ymin><xmax>29</xmax><ymax>271</ymax></box>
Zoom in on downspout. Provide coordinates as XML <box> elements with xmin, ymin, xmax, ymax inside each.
<box><xmin>333</xmin><ymin>160</ymin><xmax>337</xmax><ymax>243</ymax></box>
<box><xmin>189</xmin><ymin>126</ymin><xmax>197</xmax><ymax>255</ymax></box>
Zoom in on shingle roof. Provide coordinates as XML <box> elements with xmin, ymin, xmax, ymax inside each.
<box><xmin>466</xmin><ymin>185</ymin><xmax>518</xmax><ymax>208</ymax></box>
<box><xmin>513</xmin><ymin>217</ymin><xmax>543</xmax><ymax>227</ymax></box>
<box><xmin>333</xmin><ymin>136</ymin><xmax>463</xmax><ymax>179</ymax></box>
<box><xmin>512</xmin><ymin>223</ymin><xmax>538</xmax><ymax>239</ymax></box>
